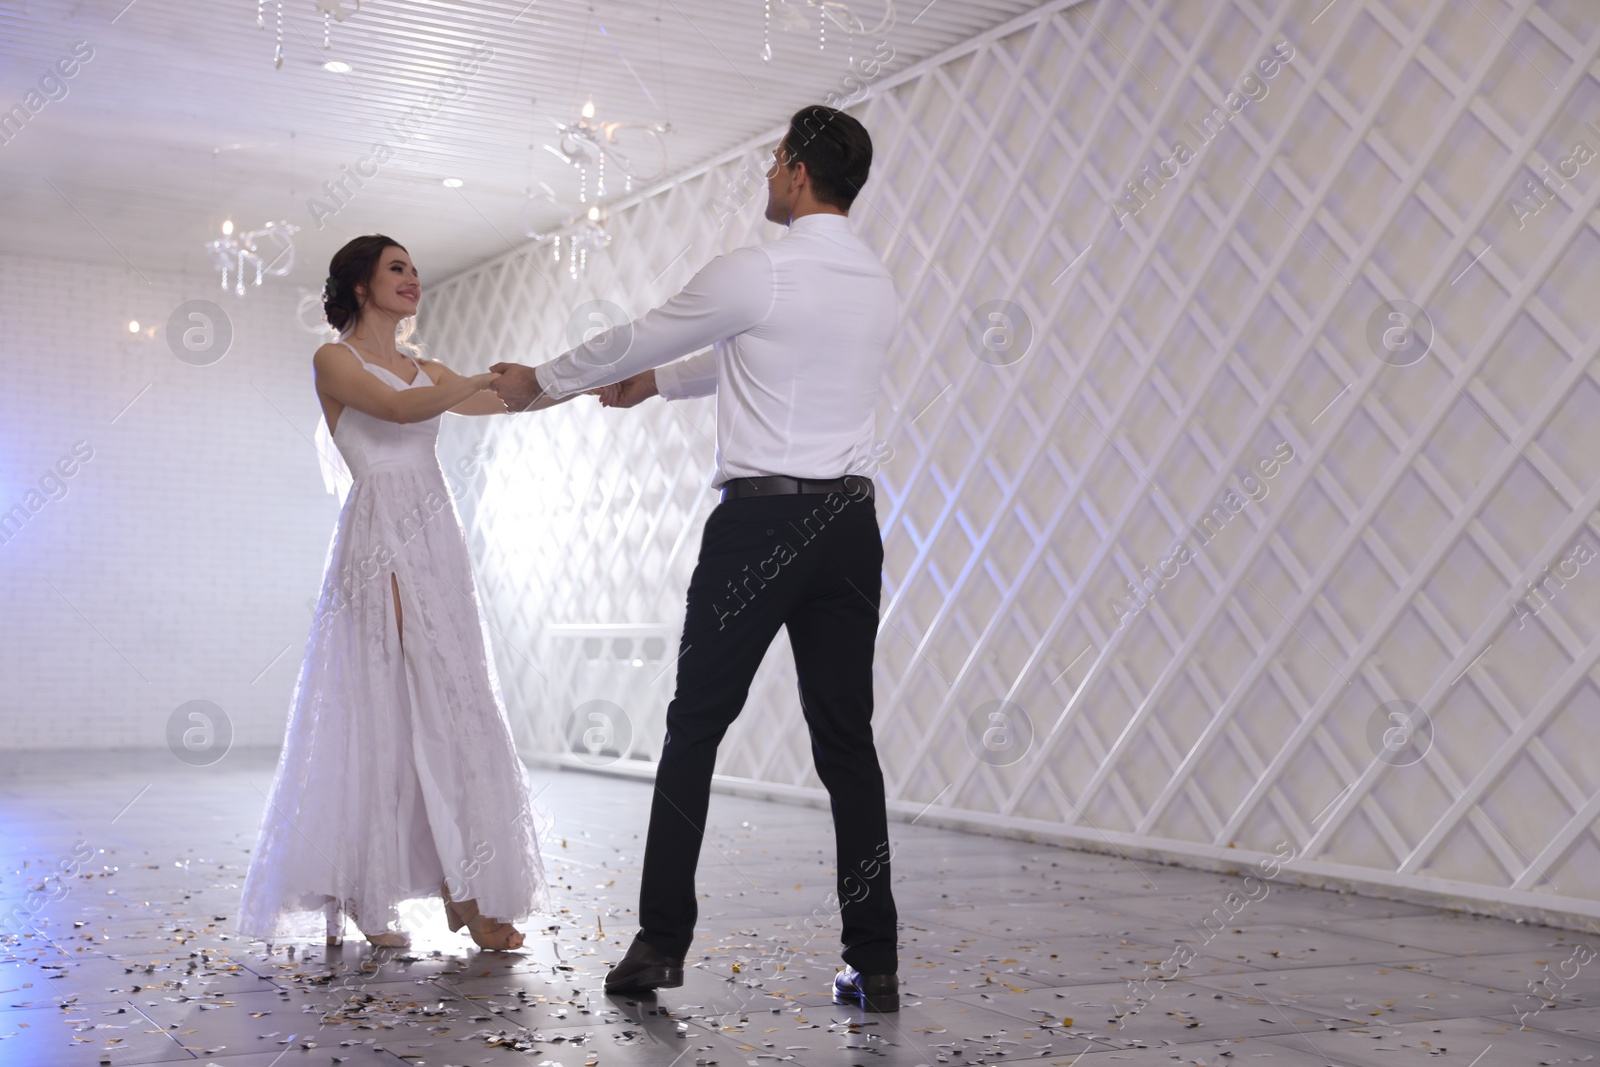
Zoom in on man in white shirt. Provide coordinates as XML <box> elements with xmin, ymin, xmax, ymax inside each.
<box><xmin>491</xmin><ymin>105</ymin><xmax>901</xmax><ymax>1012</ymax></box>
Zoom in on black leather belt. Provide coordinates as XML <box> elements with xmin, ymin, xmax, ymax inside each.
<box><xmin>721</xmin><ymin>475</ymin><xmax>875</xmax><ymax>502</ymax></box>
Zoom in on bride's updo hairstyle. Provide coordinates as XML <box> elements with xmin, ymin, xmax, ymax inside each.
<box><xmin>323</xmin><ymin>234</ymin><xmax>408</xmax><ymax>334</ymax></box>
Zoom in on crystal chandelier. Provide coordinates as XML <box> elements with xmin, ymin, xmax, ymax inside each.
<box><xmin>529</xmin><ymin>207</ymin><xmax>611</xmax><ymax>281</ymax></box>
<box><xmin>762</xmin><ymin>0</ymin><xmax>896</xmax><ymax>61</ymax></box>
<box><xmin>205</xmin><ymin>220</ymin><xmax>300</xmax><ymax>297</ymax></box>
<box><xmin>525</xmin><ymin>101</ymin><xmax>671</xmax><ymax>280</ymax></box>
<box><xmin>550</xmin><ymin>100</ymin><xmax>672</xmax><ymax>205</ymax></box>
<box><xmin>257</xmin><ymin>0</ymin><xmax>362</xmax><ymax>69</ymax></box>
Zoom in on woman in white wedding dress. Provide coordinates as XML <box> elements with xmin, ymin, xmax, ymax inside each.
<box><xmin>237</xmin><ymin>234</ymin><xmax>571</xmax><ymax>951</ymax></box>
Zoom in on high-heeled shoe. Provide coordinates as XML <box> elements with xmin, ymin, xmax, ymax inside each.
<box><xmin>334</xmin><ymin>896</ymin><xmax>411</xmax><ymax>949</ymax></box>
<box><xmin>361</xmin><ymin>929</ymin><xmax>411</xmax><ymax>949</ymax></box>
<box><xmin>441</xmin><ymin>879</ymin><xmax>525</xmax><ymax>951</ymax></box>
<box><xmin>325</xmin><ymin>898</ymin><xmax>344</xmax><ymax>947</ymax></box>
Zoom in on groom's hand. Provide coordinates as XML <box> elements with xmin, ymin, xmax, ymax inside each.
<box><xmin>489</xmin><ymin>362</ymin><xmax>544</xmax><ymax>412</ymax></box>
<box><xmin>597</xmin><ymin>369</ymin><xmax>658</xmax><ymax>409</ymax></box>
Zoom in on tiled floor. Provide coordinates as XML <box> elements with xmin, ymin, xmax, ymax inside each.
<box><xmin>1</xmin><ymin>748</ymin><xmax>1596</xmax><ymax>1066</ymax></box>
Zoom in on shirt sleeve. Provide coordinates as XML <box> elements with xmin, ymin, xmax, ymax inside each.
<box><xmin>654</xmin><ymin>348</ymin><xmax>718</xmax><ymax>400</ymax></box>
<box><xmin>534</xmin><ymin>245</ymin><xmax>772</xmax><ymax>399</ymax></box>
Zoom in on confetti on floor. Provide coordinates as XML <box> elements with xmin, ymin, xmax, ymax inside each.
<box><xmin>2</xmin><ymin>749</ymin><xmax>1597</xmax><ymax>1066</ymax></box>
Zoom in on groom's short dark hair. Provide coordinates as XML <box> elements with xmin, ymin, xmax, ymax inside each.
<box><xmin>782</xmin><ymin>106</ymin><xmax>873</xmax><ymax>210</ymax></box>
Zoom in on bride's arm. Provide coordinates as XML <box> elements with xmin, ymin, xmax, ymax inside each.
<box><xmin>421</xmin><ymin>360</ymin><xmax>587</xmax><ymax>415</ymax></box>
<box><xmin>419</xmin><ymin>360</ymin><xmax>509</xmax><ymax>415</ymax></box>
<box><xmin>314</xmin><ymin>344</ymin><xmax>497</xmax><ymax>424</ymax></box>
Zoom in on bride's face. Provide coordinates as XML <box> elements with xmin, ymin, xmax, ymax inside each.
<box><xmin>360</xmin><ymin>246</ymin><xmax>421</xmax><ymax>318</ymax></box>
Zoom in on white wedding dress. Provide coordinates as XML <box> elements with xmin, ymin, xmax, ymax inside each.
<box><xmin>237</xmin><ymin>340</ymin><xmax>549</xmax><ymax>944</ymax></box>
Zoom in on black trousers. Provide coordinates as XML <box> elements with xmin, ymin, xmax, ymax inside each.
<box><xmin>637</xmin><ymin>485</ymin><xmax>899</xmax><ymax>974</ymax></box>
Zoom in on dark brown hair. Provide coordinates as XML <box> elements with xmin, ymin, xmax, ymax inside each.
<box><xmin>781</xmin><ymin>106</ymin><xmax>873</xmax><ymax>210</ymax></box>
<box><xmin>323</xmin><ymin>234</ymin><xmax>408</xmax><ymax>334</ymax></box>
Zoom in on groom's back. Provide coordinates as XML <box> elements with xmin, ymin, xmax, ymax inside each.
<box><xmin>715</xmin><ymin>215</ymin><xmax>898</xmax><ymax>483</ymax></box>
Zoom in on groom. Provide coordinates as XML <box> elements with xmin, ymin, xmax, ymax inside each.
<box><xmin>491</xmin><ymin>105</ymin><xmax>901</xmax><ymax>1013</ymax></box>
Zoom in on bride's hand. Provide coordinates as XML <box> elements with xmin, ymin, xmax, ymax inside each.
<box><xmin>472</xmin><ymin>370</ymin><xmax>502</xmax><ymax>390</ymax></box>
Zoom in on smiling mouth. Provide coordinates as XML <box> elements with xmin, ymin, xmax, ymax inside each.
<box><xmin>398</xmin><ymin>290</ymin><xmax>419</xmax><ymax>301</ymax></box>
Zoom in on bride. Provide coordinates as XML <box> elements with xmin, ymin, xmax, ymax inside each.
<box><xmin>237</xmin><ymin>234</ymin><xmax>571</xmax><ymax>951</ymax></box>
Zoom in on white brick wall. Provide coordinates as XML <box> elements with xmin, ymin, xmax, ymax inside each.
<box><xmin>0</xmin><ymin>253</ymin><xmax>341</xmax><ymax>750</ymax></box>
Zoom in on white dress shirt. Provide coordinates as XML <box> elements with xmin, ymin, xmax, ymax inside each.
<box><xmin>533</xmin><ymin>213</ymin><xmax>899</xmax><ymax>489</ymax></box>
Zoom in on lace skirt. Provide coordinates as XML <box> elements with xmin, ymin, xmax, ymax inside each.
<box><xmin>236</xmin><ymin>462</ymin><xmax>549</xmax><ymax>943</ymax></box>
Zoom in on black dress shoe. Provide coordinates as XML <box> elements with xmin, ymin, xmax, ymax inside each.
<box><xmin>604</xmin><ymin>935</ymin><xmax>684</xmax><ymax>993</ymax></box>
<box><xmin>833</xmin><ymin>967</ymin><xmax>900</xmax><ymax>1012</ymax></box>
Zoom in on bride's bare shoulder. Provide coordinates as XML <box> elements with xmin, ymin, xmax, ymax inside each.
<box><xmin>313</xmin><ymin>341</ymin><xmax>360</xmax><ymax>365</ymax></box>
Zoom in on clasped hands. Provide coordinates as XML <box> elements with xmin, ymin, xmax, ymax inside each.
<box><xmin>486</xmin><ymin>363</ymin><xmax>659</xmax><ymax>412</ymax></box>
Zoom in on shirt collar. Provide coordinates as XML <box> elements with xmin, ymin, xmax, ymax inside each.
<box><xmin>787</xmin><ymin>212</ymin><xmax>851</xmax><ymax>235</ymax></box>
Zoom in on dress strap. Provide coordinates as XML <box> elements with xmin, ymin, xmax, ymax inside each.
<box><xmin>337</xmin><ymin>338</ymin><xmax>426</xmax><ymax>381</ymax></box>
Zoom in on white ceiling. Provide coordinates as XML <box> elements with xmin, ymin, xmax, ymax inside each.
<box><xmin>0</xmin><ymin>0</ymin><xmax>1044</xmax><ymax>286</ymax></box>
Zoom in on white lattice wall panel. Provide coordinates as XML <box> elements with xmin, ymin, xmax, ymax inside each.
<box><xmin>424</xmin><ymin>0</ymin><xmax>1600</xmax><ymax>921</ymax></box>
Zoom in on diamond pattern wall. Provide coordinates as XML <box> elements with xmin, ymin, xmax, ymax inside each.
<box><xmin>422</xmin><ymin>0</ymin><xmax>1600</xmax><ymax>921</ymax></box>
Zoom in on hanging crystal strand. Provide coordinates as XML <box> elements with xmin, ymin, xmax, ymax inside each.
<box><xmin>579</xmin><ymin>247</ymin><xmax>587</xmax><ymax>276</ymax></box>
<box><xmin>578</xmin><ymin>164</ymin><xmax>587</xmax><ymax>204</ymax></box>
<box><xmin>256</xmin><ymin>0</ymin><xmax>265</xmax><ymax>29</ymax></box>
<box><xmin>624</xmin><ymin>173</ymin><xmax>632</xmax><ymax>194</ymax></box>
<box><xmin>323</xmin><ymin>9</ymin><xmax>331</xmax><ymax>48</ymax></box>
<box><xmin>762</xmin><ymin>0</ymin><xmax>772</xmax><ymax>61</ymax></box>
<box><xmin>255</xmin><ymin>257</ymin><xmax>265</xmax><ymax>287</ymax></box>
<box><xmin>597</xmin><ymin>153</ymin><xmax>605</xmax><ymax>200</ymax></box>
<box><xmin>273</xmin><ymin>0</ymin><xmax>284</xmax><ymax>69</ymax></box>
<box><xmin>819</xmin><ymin>2</ymin><xmax>825</xmax><ymax>49</ymax></box>
<box><xmin>554</xmin><ymin>235</ymin><xmax>561</xmax><ymax>264</ymax></box>
<box><xmin>220</xmin><ymin>265</ymin><xmax>230</xmax><ymax>291</ymax></box>
<box><xmin>235</xmin><ymin>251</ymin><xmax>248</xmax><ymax>297</ymax></box>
